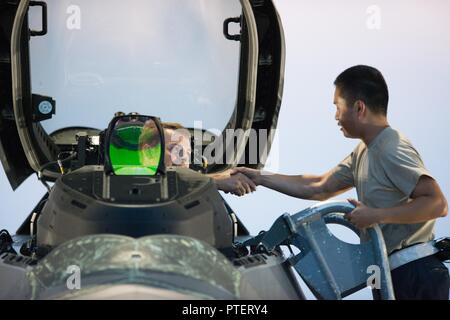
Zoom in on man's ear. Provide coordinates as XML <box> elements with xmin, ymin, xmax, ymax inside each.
<box><xmin>354</xmin><ymin>100</ymin><xmax>366</xmax><ymax>119</ymax></box>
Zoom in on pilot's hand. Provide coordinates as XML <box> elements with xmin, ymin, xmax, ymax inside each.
<box><xmin>214</xmin><ymin>172</ymin><xmax>256</xmax><ymax>196</ymax></box>
<box><xmin>230</xmin><ymin>167</ymin><xmax>262</xmax><ymax>186</ymax></box>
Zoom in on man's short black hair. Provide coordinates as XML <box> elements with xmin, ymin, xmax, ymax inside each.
<box><xmin>334</xmin><ymin>65</ymin><xmax>389</xmax><ymax>115</ymax></box>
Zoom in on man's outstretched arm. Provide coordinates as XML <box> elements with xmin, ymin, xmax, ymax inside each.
<box><xmin>232</xmin><ymin>167</ymin><xmax>352</xmax><ymax>201</ymax></box>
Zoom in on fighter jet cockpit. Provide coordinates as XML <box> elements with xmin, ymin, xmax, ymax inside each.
<box><xmin>34</xmin><ymin>112</ymin><xmax>240</xmax><ymax>254</ymax></box>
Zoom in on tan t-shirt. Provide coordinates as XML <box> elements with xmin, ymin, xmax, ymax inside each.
<box><xmin>331</xmin><ymin>126</ymin><xmax>435</xmax><ymax>254</ymax></box>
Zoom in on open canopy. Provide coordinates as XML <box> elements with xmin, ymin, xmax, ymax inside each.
<box><xmin>0</xmin><ymin>0</ymin><xmax>285</xmax><ymax>189</ymax></box>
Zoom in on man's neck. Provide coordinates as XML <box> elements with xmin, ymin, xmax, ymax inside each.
<box><xmin>360</xmin><ymin>121</ymin><xmax>390</xmax><ymax>146</ymax></box>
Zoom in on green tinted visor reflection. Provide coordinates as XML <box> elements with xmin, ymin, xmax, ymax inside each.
<box><xmin>109</xmin><ymin>118</ymin><xmax>162</xmax><ymax>175</ymax></box>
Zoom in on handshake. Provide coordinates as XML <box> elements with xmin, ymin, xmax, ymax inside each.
<box><xmin>212</xmin><ymin>167</ymin><xmax>262</xmax><ymax>197</ymax></box>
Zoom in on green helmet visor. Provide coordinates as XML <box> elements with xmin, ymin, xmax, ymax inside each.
<box><xmin>105</xmin><ymin>115</ymin><xmax>164</xmax><ymax>176</ymax></box>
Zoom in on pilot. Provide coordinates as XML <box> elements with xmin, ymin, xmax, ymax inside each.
<box><xmin>233</xmin><ymin>65</ymin><xmax>449</xmax><ymax>300</ymax></box>
<box><xmin>138</xmin><ymin>119</ymin><xmax>163</xmax><ymax>170</ymax></box>
<box><xmin>160</xmin><ymin>122</ymin><xmax>256</xmax><ymax>197</ymax></box>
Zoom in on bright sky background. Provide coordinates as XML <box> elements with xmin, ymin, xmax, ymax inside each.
<box><xmin>1</xmin><ymin>0</ymin><xmax>449</xmax><ymax>300</ymax></box>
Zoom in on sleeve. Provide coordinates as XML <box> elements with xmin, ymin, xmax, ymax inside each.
<box><xmin>330</xmin><ymin>152</ymin><xmax>355</xmax><ymax>187</ymax></box>
<box><xmin>379</xmin><ymin>141</ymin><xmax>433</xmax><ymax>197</ymax></box>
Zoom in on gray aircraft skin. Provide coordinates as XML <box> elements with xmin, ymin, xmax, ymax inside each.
<box><xmin>0</xmin><ymin>0</ymin><xmax>448</xmax><ymax>300</ymax></box>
